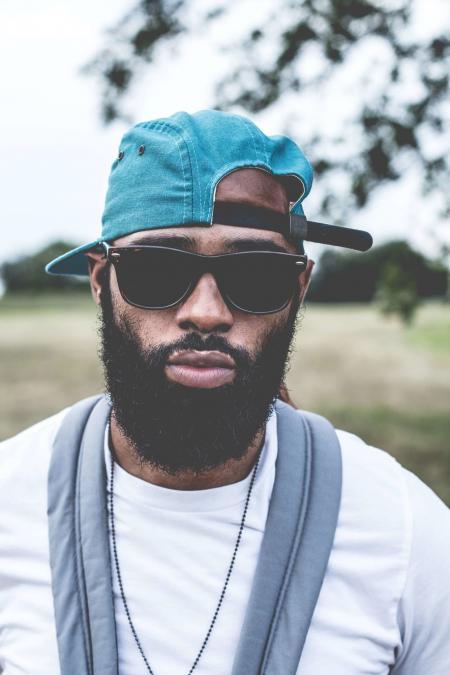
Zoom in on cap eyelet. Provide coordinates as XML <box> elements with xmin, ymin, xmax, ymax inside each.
<box><xmin>118</xmin><ymin>150</ymin><xmax>124</xmax><ymax>160</ymax></box>
<box><xmin>138</xmin><ymin>144</ymin><xmax>145</xmax><ymax>155</ymax></box>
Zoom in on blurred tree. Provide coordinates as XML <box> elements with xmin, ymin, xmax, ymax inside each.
<box><xmin>308</xmin><ymin>240</ymin><xmax>448</xmax><ymax>302</ymax></box>
<box><xmin>84</xmin><ymin>0</ymin><xmax>450</xmax><ymax>229</ymax></box>
<box><xmin>375</xmin><ymin>260</ymin><xmax>420</xmax><ymax>325</ymax></box>
<box><xmin>439</xmin><ymin>242</ymin><xmax>450</xmax><ymax>301</ymax></box>
<box><xmin>1</xmin><ymin>242</ymin><xmax>89</xmax><ymax>294</ymax></box>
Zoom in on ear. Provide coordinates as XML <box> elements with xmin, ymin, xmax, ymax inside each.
<box><xmin>278</xmin><ymin>382</ymin><xmax>298</xmax><ymax>409</ymax></box>
<box><xmin>85</xmin><ymin>252</ymin><xmax>108</xmax><ymax>306</ymax></box>
<box><xmin>298</xmin><ymin>258</ymin><xmax>315</xmax><ymax>304</ymax></box>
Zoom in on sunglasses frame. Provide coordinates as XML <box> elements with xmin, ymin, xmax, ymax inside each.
<box><xmin>99</xmin><ymin>241</ymin><xmax>308</xmax><ymax>315</ymax></box>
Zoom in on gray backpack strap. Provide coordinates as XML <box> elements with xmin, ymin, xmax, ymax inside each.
<box><xmin>47</xmin><ymin>394</ymin><xmax>116</xmax><ymax>675</ymax></box>
<box><xmin>231</xmin><ymin>400</ymin><xmax>342</xmax><ymax>675</ymax></box>
<box><xmin>48</xmin><ymin>396</ymin><xmax>340</xmax><ymax>674</ymax></box>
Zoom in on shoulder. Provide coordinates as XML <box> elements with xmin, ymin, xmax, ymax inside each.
<box><xmin>0</xmin><ymin>407</ymin><xmax>71</xmax><ymax>458</ymax></box>
<box><xmin>0</xmin><ymin>407</ymin><xmax>73</xmax><ymax>578</ymax></box>
<box><xmin>286</xmin><ymin>410</ymin><xmax>414</xmax><ymax>560</ymax></box>
<box><xmin>335</xmin><ymin>425</ymin><xmax>450</xmax><ymax>670</ymax></box>
<box><xmin>325</xmin><ymin>421</ymin><xmax>450</xmax><ymax>667</ymax></box>
<box><xmin>321</xmin><ymin>426</ymin><xmax>412</xmax><ymax>589</ymax></box>
<box><xmin>336</xmin><ymin>427</ymin><xmax>407</xmax><ymax>512</ymax></box>
<box><xmin>391</xmin><ymin>467</ymin><xmax>450</xmax><ymax>671</ymax></box>
<box><xmin>333</xmin><ymin>425</ymin><xmax>450</xmax><ymax>553</ymax></box>
<box><xmin>292</xmin><ymin>408</ymin><xmax>411</xmax><ymax>522</ymax></box>
<box><xmin>334</xmin><ymin>425</ymin><xmax>449</xmax><ymax>531</ymax></box>
<box><xmin>0</xmin><ymin>407</ymin><xmax>71</xmax><ymax>499</ymax></box>
<box><xmin>303</xmin><ymin>411</ymin><xmax>450</xmax><ymax>601</ymax></box>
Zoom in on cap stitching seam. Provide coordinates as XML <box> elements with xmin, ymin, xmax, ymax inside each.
<box><xmin>182</xmin><ymin>132</ymin><xmax>203</xmax><ymax>217</ymax></box>
<box><xmin>261</xmin><ymin>132</ymin><xmax>270</xmax><ymax>164</ymax></box>
<box><xmin>130</xmin><ymin>120</ymin><xmax>192</xmax><ymax>224</ymax></box>
<box><xmin>261</xmin><ymin>137</ymin><xmax>268</xmax><ymax>164</ymax></box>
<box><xmin>142</xmin><ymin>120</ymin><xmax>194</xmax><ymax>223</ymax></box>
<box><xmin>173</xmin><ymin>138</ymin><xmax>187</xmax><ymax>225</ymax></box>
<box><xmin>165</xmin><ymin>120</ymin><xmax>201</xmax><ymax>219</ymax></box>
<box><xmin>241</xmin><ymin>117</ymin><xmax>260</xmax><ymax>161</ymax></box>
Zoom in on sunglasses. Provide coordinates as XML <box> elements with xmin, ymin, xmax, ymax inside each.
<box><xmin>100</xmin><ymin>242</ymin><xmax>308</xmax><ymax>314</ymax></box>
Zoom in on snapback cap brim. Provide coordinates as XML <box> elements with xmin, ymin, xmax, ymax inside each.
<box><xmin>45</xmin><ymin>239</ymin><xmax>102</xmax><ymax>276</ymax></box>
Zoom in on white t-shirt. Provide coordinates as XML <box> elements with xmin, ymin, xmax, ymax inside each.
<box><xmin>0</xmin><ymin>403</ymin><xmax>449</xmax><ymax>674</ymax></box>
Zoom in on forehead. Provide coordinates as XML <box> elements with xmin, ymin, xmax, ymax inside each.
<box><xmin>215</xmin><ymin>167</ymin><xmax>289</xmax><ymax>210</ymax></box>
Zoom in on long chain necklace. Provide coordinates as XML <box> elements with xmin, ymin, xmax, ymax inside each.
<box><xmin>109</xmin><ymin>451</ymin><xmax>260</xmax><ymax>675</ymax></box>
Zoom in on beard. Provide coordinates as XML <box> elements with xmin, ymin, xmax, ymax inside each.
<box><xmin>99</xmin><ymin>271</ymin><xmax>300</xmax><ymax>475</ymax></box>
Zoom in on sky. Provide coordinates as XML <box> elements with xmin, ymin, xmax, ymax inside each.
<box><xmin>1</xmin><ymin>0</ymin><xmax>449</xmax><ymax>269</ymax></box>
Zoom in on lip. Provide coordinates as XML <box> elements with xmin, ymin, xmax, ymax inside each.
<box><xmin>166</xmin><ymin>350</ymin><xmax>236</xmax><ymax>388</ymax></box>
<box><xmin>167</xmin><ymin>350</ymin><xmax>236</xmax><ymax>368</ymax></box>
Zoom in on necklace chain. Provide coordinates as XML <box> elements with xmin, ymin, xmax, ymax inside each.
<box><xmin>109</xmin><ymin>452</ymin><xmax>260</xmax><ymax>675</ymax></box>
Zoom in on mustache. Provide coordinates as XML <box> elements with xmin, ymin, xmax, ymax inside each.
<box><xmin>139</xmin><ymin>331</ymin><xmax>254</xmax><ymax>369</ymax></box>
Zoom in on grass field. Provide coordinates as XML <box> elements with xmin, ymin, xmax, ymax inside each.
<box><xmin>1</xmin><ymin>293</ymin><xmax>449</xmax><ymax>504</ymax></box>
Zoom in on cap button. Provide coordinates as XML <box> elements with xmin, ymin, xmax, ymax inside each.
<box><xmin>118</xmin><ymin>150</ymin><xmax>124</xmax><ymax>160</ymax></box>
<box><xmin>138</xmin><ymin>144</ymin><xmax>145</xmax><ymax>155</ymax></box>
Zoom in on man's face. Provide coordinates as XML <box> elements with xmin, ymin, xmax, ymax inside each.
<box><xmin>89</xmin><ymin>169</ymin><xmax>313</xmax><ymax>475</ymax></box>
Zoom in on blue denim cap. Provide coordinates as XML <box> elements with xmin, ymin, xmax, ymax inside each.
<box><xmin>45</xmin><ymin>110</ymin><xmax>313</xmax><ymax>276</ymax></box>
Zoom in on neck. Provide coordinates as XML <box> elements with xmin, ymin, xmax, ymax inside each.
<box><xmin>108</xmin><ymin>413</ymin><xmax>265</xmax><ymax>490</ymax></box>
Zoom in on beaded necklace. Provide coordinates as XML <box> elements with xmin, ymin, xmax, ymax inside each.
<box><xmin>109</xmin><ymin>451</ymin><xmax>260</xmax><ymax>674</ymax></box>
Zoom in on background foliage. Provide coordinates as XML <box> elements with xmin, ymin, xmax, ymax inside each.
<box><xmin>0</xmin><ymin>242</ymin><xmax>89</xmax><ymax>294</ymax></box>
<box><xmin>84</xmin><ymin>0</ymin><xmax>450</xmax><ymax>237</ymax></box>
<box><xmin>308</xmin><ymin>240</ymin><xmax>448</xmax><ymax>302</ymax></box>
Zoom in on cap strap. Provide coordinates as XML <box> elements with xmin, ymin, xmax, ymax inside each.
<box><xmin>290</xmin><ymin>214</ymin><xmax>373</xmax><ymax>252</ymax></box>
<box><xmin>213</xmin><ymin>201</ymin><xmax>290</xmax><ymax>236</ymax></box>
<box><xmin>213</xmin><ymin>201</ymin><xmax>373</xmax><ymax>252</ymax></box>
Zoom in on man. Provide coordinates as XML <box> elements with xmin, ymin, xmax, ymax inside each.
<box><xmin>0</xmin><ymin>110</ymin><xmax>449</xmax><ymax>674</ymax></box>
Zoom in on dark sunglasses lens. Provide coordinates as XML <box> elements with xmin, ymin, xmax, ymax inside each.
<box><xmin>222</xmin><ymin>253</ymin><xmax>299</xmax><ymax>313</ymax></box>
<box><xmin>115</xmin><ymin>248</ymin><xmax>193</xmax><ymax>308</ymax></box>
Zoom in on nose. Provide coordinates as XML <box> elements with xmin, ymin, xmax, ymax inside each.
<box><xmin>175</xmin><ymin>272</ymin><xmax>234</xmax><ymax>333</ymax></box>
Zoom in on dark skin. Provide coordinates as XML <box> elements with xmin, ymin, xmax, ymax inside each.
<box><xmin>87</xmin><ymin>168</ymin><xmax>314</xmax><ymax>490</ymax></box>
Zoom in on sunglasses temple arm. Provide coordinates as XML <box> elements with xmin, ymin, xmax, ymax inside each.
<box><xmin>95</xmin><ymin>241</ymin><xmax>112</xmax><ymax>260</ymax></box>
<box><xmin>290</xmin><ymin>215</ymin><xmax>373</xmax><ymax>252</ymax></box>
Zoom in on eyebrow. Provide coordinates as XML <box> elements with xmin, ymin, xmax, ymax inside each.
<box><xmin>222</xmin><ymin>238</ymin><xmax>289</xmax><ymax>253</ymax></box>
<box><xmin>120</xmin><ymin>233</ymin><xmax>289</xmax><ymax>254</ymax></box>
<box><xmin>123</xmin><ymin>234</ymin><xmax>196</xmax><ymax>250</ymax></box>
